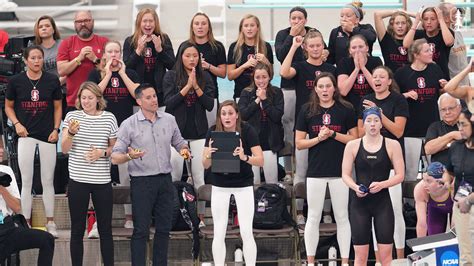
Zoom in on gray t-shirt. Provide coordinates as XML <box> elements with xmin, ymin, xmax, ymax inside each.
<box><xmin>449</xmin><ymin>31</ymin><xmax>469</xmax><ymax>85</ymax></box>
<box><xmin>41</xmin><ymin>40</ymin><xmax>61</xmax><ymax>76</ymax></box>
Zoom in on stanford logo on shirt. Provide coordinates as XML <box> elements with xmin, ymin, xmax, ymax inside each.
<box><xmin>111</xmin><ymin>77</ymin><xmax>119</xmax><ymax>88</ymax></box>
<box><xmin>337</xmin><ymin>32</ymin><xmax>343</xmax><ymax>38</ymax></box>
<box><xmin>315</xmin><ymin>71</ymin><xmax>321</xmax><ymax>76</ymax></box>
<box><xmin>322</xmin><ymin>113</ymin><xmax>331</xmax><ymax>125</ymax></box>
<box><xmin>398</xmin><ymin>46</ymin><xmax>407</xmax><ymax>55</ymax></box>
<box><xmin>247</xmin><ymin>54</ymin><xmax>256</xmax><ymax>60</ymax></box>
<box><xmin>429</xmin><ymin>43</ymin><xmax>436</xmax><ymax>53</ymax></box>
<box><xmin>31</xmin><ymin>89</ymin><xmax>39</xmax><ymax>102</ymax></box>
<box><xmin>357</xmin><ymin>74</ymin><xmax>365</xmax><ymax>84</ymax></box>
<box><xmin>144</xmin><ymin>47</ymin><xmax>152</xmax><ymax>57</ymax></box>
<box><xmin>417</xmin><ymin>77</ymin><xmax>426</xmax><ymax>88</ymax></box>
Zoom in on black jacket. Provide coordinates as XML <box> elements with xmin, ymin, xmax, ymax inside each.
<box><xmin>238</xmin><ymin>86</ymin><xmax>284</xmax><ymax>152</ymax></box>
<box><xmin>123</xmin><ymin>34</ymin><xmax>176</xmax><ymax>105</ymax></box>
<box><xmin>163</xmin><ymin>70</ymin><xmax>215</xmax><ymax>138</ymax></box>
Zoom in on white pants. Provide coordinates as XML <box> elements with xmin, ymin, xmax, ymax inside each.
<box><xmin>170</xmin><ymin>139</ymin><xmax>206</xmax><ymax>214</ymax></box>
<box><xmin>118</xmin><ymin>162</ymin><xmax>132</xmax><ymax>215</ymax></box>
<box><xmin>252</xmin><ymin>150</ymin><xmax>278</xmax><ymax>184</ymax></box>
<box><xmin>404</xmin><ymin>137</ymin><xmax>424</xmax><ymax>181</ymax></box>
<box><xmin>305</xmin><ymin>178</ymin><xmax>351</xmax><ymax>258</ymax></box>
<box><xmin>18</xmin><ymin>137</ymin><xmax>56</xmax><ymax>219</ymax></box>
<box><xmin>372</xmin><ymin>180</ymin><xmax>405</xmax><ymax>250</ymax></box>
<box><xmin>211</xmin><ymin>186</ymin><xmax>256</xmax><ymax>265</ymax></box>
<box><xmin>281</xmin><ymin>89</ymin><xmax>296</xmax><ymax>150</ymax></box>
<box><xmin>294</xmin><ymin>136</ymin><xmax>308</xmax><ymax>211</ymax></box>
<box><xmin>206</xmin><ymin>98</ymin><xmax>218</xmax><ymax>128</ymax></box>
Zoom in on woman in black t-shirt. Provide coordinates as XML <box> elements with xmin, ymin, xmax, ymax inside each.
<box><xmin>5</xmin><ymin>45</ymin><xmax>62</xmax><ymax>236</ymax></box>
<box><xmin>359</xmin><ymin>66</ymin><xmax>409</xmax><ymax>260</ymax></box>
<box><xmin>163</xmin><ymin>42</ymin><xmax>214</xmax><ymax>227</ymax></box>
<box><xmin>445</xmin><ymin>109</ymin><xmax>474</xmax><ymax>264</ymax></box>
<box><xmin>374</xmin><ymin>10</ymin><xmax>414</xmax><ymax>73</ymax></box>
<box><xmin>88</xmin><ymin>40</ymin><xmax>139</xmax><ymax>229</ymax></box>
<box><xmin>403</xmin><ymin>7</ymin><xmax>454</xmax><ymax>80</ymax></box>
<box><xmin>337</xmin><ymin>34</ymin><xmax>383</xmax><ymax>111</ymax></box>
<box><xmin>295</xmin><ymin>72</ymin><xmax>357</xmax><ymax>265</ymax></box>
<box><xmin>202</xmin><ymin>100</ymin><xmax>263</xmax><ymax>265</ymax></box>
<box><xmin>123</xmin><ymin>8</ymin><xmax>175</xmax><ymax>107</ymax></box>
<box><xmin>239</xmin><ymin>63</ymin><xmax>284</xmax><ymax>184</ymax></box>
<box><xmin>327</xmin><ymin>1</ymin><xmax>377</xmax><ymax>66</ymax></box>
<box><xmin>227</xmin><ymin>14</ymin><xmax>274</xmax><ymax>100</ymax></box>
<box><xmin>178</xmin><ymin>12</ymin><xmax>227</xmax><ymax>127</ymax></box>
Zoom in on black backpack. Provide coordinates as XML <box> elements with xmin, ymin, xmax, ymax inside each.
<box><xmin>171</xmin><ymin>181</ymin><xmax>200</xmax><ymax>260</ymax></box>
<box><xmin>253</xmin><ymin>183</ymin><xmax>296</xmax><ymax>229</ymax></box>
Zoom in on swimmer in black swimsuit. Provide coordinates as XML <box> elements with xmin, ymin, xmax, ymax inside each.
<box><xmin>341</xmin><ymin>107</ymin><xmax>405</xmax><ymax>266</ymax></box>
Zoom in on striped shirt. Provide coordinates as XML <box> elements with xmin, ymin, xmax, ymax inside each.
<box><xmin>64</xmin><ymin>110</ymin><xmax>118</xmax><ymax>184</ymax></box>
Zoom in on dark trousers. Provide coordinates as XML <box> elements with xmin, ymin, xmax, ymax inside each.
<box><xmin>130</xmin><ymin>174</ymin><xmax>174</xmax><ymax>266</ymax></box>
<box><xmin>1</xmin><ymin>227</ymin><xmax>54</xmax><ymax>266</ymax></box>
<box><xmin>68</xmin><ymin>179</ymin><xmax>114</xmax><ymax>266</ymax></box>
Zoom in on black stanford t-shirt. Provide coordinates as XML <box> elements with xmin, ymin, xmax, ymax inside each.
<box><xmin>414</xmin><ymin>29</ymin><xmax>454</xmax><ymax>80</ymax></box>
<box><xmin>6</xmin><ymin>72</ymin><xmax>62</xmax><ymax>142</ymax></box>
<box><xmin>88</xmin><ymin>69</ymin><xmax>139</xmax><ymax>126</ymax></box>
<box><xmin>295</xmin><ymin>102</ymin><xmax>357</xmax><ymax>177</ymax></box>
<box><xmin>337</xmin><ymin>56</ymin><xmax>383</xmax><ymax>112</ymax></box>
<box><xmin>395</xmin><ymin>63</ymin><xmax>443</xmax><ymax>137</ymax></box>
<box><xmin>380</xmin><ymin>34</ymin><xmax>409</xmax><ymax>74</ymax></box>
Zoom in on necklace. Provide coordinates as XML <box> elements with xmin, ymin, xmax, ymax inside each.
<box><xmin>28</xmin><ymin>78</ymin><xmax>40</xmax><ymax>90</ymax></box>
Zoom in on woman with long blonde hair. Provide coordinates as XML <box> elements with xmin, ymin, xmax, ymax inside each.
<box><xmin>227</xmin><ymin>14</ymin><xmax>273</xmax><ymax>100</ymax></box>
<box><xmin>123</xmin><ymin>8</ymin><xmax>175</xmax><ymax>107</ymax></box>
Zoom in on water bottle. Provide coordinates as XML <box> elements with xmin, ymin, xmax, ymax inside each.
<box><xmin>328</xmin><ymin>246</ymin><xmax>337</xmax><ymax>266</ymax></box>
<box><xmin>234</xmin><ymin>247</ymin><xmax>243</xmax><ymax>265</ymax></box>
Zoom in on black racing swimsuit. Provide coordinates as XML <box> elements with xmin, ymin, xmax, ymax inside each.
<box><xmin>350</xmin><ymin>137</ymin><xmax>395</xmax><ymax>245</ymax></box>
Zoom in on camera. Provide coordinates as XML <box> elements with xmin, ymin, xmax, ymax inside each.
<box><xmin>0</xmin><ymin>172</ymin><xmax>12</xmax><ymax>187</ymax></box>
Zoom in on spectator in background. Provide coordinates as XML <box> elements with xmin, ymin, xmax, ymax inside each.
<box><xmin>123</xmin><ymin>8</ymin><xmax>175</xmax><ymax>109</ymax></box>
<box><xmin>424</xmin><ymin>93</ymin><xmax>462</xmax><ymax>166</ymax></box>
<box><xmin>327</xmin><ymin>1</ymin><xmax>377</xmax><ymax>66</ymax></box>
<box><xmin>33</xmin><ymin>15</ymin><xmax>63</xmax><ymax>83</ymax></box>
<box><xmin>178</xmin><ymin>12</ymin><xmax>226</xmax><ymax>127</ymax></box>
<box><xmin>57</xmin><ymin>10</ymin><xmax>108</xmax><ymax>114</ymax></box>
<box><xmin>439</xmin><ymin>2</ymin><xmax>469</xmax><ymax>85</ymax></box>
<box><xmin>443</xmin><ymin>57</ymin><xmax>474</xmax><ymax>116</ymax></box>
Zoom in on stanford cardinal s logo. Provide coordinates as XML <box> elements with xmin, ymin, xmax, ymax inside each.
<box><xmin>111</xmin><ymin>77</ymin><xmax>119</xmax><ymax>88</ymax></box>
<box><xmin>357</xmin><ymin>74</ymin><xmax>365</xmax><ymax>84</ymax></box>
<box><xmin>315</xmin><ymin>71</ymin><xmax>321</xmax><ymax>76</ymax></box>
<box><xmin>247</xmin><ymin>54</ymin><xmax>256</xmax><ymax>60</ymax></box>
<box><xmin>417</xmin><ymin>77</ymin><xmax>426</xmax><ymax>88</ymax></box>
<box><xmin>398</xmin><ymin>46</ymin><xmax>407</xmax><ymax>55</ymax></box>
<box><xmin>31</xmin><ymin>89</ymin><xmax>39</xmax><ymax>102</ymax></box>
<box><xmin>144</xmin><ymin>47</ymin><xmax>152</xmax><ymax>57</ymax></box>
<box><xmin>322</xmin><ymin>113</ymin><xmax>331</xmax><ymax>125</ymax></box>
<box><xmin>429</xmin><ymin>43</ymin><xmax>436</xmax><ymax>53</ymax></box>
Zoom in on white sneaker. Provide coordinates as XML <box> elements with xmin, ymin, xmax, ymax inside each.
<box><xmin>88</xmin><ymin>222</ymin><xmax>99</xmax><ymax>239</ymax></box>
<box><xmin>45</xmin><ymin>221</ymin><xmax>58</xmax><ymax>238</ymax></box>
<box><xmin>199</xmin><ymin>220</ymin><xmax>206</xmax><ymax>228</ymax></box>
<box><xmin>296</xmin><ymin>214</ymin><xmax>306</xmax><ymax>225</ymax></box>
<box><xmin>323</xmin><ymin>215</ymin><xmax>333</xmax><ymax>224</ymax></box>
<box><xmin>124</xmin><ymin>220</ymin><xmax>134</xmax><ymax>229</ymax></box>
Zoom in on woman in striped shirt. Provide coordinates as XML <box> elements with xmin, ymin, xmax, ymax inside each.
<box><xmin>61</xmin><ymin>81</ymin><xmax>118</xmax><ymax>266</ymax></box>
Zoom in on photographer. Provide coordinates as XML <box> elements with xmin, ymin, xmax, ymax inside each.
<box><xmin>0</xmin><ymin>165</ymin><xmax>54</xmax><ymax>266</ymax></box>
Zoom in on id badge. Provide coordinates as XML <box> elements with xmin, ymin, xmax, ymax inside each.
<box><xmin>257</xmin><ymin>201</ymin><xmax>266</xmax><ymax>213</ymax></box>
<box><xmin>455</xmin><ymin>181</ymin><xmax>472</xmax><ymax>201</ymax></box>
<box><xmin>0</xmin><ymin>211</ymin><xmax>4</xmax><ymax>225</ymax></box>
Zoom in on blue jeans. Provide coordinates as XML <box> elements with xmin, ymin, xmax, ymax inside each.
<box><xmin>130</xmin><ymin>174</ymin><xmax>174</xmax><ymax>266</ymax></box>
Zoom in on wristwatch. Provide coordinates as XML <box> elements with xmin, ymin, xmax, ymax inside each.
<box><xmin>330</xmin><ymin>131</ymin><xmax>337</xmax><ymax>138</ymax></box>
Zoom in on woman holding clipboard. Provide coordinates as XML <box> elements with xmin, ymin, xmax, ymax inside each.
<box><xmin>202</xmin><ymin>100</ymin><xmax>263</xmax><ymax>265</ymax></box>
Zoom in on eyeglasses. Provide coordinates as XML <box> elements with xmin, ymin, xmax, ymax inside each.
<box><xmin>74</xmin><ymin>19</ymin><xmax>92</xmax><ymax>25</ymax></box>
<box><xmin>439</xmin><ymin>105</ymin><xmax>458</xmax><ymax>113</ymax></box>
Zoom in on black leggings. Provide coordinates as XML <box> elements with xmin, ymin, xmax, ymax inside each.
<box><xmin>68</xmin><ymin>179</ymin><xmax>113</xmax><ymax>266</ymax></box>
<box><xmin>349</xmin><ymin>190</ymin><xmax>394</xmax><ymax>245</ymax></box>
